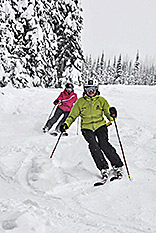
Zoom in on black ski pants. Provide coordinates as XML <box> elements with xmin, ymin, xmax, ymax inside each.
<box><xmin>46</xmin><ymin>107</ymin><xmax>70</xmax><ymax>132</ymax></box>
<box><xmin>81</xmin><ymin>125</ymin><xmax>123</xmax><ymax>171</ymax></box>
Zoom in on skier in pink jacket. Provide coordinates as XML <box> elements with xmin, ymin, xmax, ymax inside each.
<box><xmin>43</xmin><ymin>83</ymin><xmax>78</xmax><ymax>135</ymax></box>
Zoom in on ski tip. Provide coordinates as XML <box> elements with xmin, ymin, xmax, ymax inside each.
<box><xmin>110</xmin><ymin>177</ymin><xmax>118</xmax><ymax>182</ymax></box>
<box><xmin>50</xmin><ymin>132</ymin><xmax>58</xmax><ymax>136</ymax></box>
<box><xmin>63</xmin><ymin>132</ymin><xmax>68</xmax><ymax>136</ymax></box>
<box><xmin>110</xmin><ymin>176</ymin><xmax>122</xmax><ymax>182</ymax></box>
<box><xmin>94</xmin><ymin>180</ymin><xmax>107</xmax><ymax>186</ymax></box>
<box><xmin>94</xmin><ymin>182</ymin><xmax>104</xmax><ymax>187</ymax></box>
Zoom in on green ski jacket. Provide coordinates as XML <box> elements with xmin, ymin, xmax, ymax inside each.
<box><xmin>65</xmin><ymin>95</ymin><xmax>113</xmax><ymax>131</ymax></box>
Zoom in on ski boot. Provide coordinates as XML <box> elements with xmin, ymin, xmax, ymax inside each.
<box><xmin>43</xmin><ymin>126</ymin><xmax>49</xmax><ymax>133</ymax></box>
<box><xmin>113</xmin><ymin>166</ymin><xmax>123</xmax><ymax>179</ymax></box>
<box><xmin>100</xmin><ymin>169</ymin><xmax>109</xmax><ymax>179</ymax></box>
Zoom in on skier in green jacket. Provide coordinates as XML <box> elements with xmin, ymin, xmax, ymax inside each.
<box><xmin>60</xmin><ymin>79</ymin><xmax>123</xmax><ymax>179</ymax></box>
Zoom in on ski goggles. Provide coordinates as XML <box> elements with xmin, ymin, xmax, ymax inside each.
<box><xmin>85</xmin><ymin>86</ymin><xmax>97</xmax><ymax>92</ymax></box>
<box><xmin>65</xmin><ymin>88</ymin><xmax>73</xmax><ymax>91</ymax></box>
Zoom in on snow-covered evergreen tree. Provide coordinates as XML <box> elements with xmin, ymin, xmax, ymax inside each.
<box><xmin>95</xmin><ymin>56</ymin><xmax>100</xmax><ymax>82</ymax></box>
<box><xmin>88</xmin><ymin>54</ymin><xmax>92</xmax><ymax>73</ymax></box>
<box><xmin>82</xmin><ymin>53</ymin><xmax>156</xmax><ymax>86</ymax></box>
<box><xmin>1</xmin><ymin>0</ymin><xmax>84</xmax><ymax>88</ymax></box>
<box><xmin>132</xmin><ymin>51</ymin><xmax>140</xmax><ymax>85</ymax></box>
<box><xmin>53</xmin><ymin>0</ymin><xmax>84</xmax><ymax>86</ymax></box>
<box><xmin>1</xmin><ymin>0</ymin><xmax>56</xmax><ymax>88</ymax></box>
<box><xmin>0</xmin><ymin>1</ymin><xmax>13</xmax><ymax>87</ymax></box>
<box><xmin>122</xmin><ymin>60</ymin><xmax>129</xmax><ymax>84</ymax></box>
<box><xmin>114</xmin><ymin>54</ymin><xmax>122</xmax><ymax>84</ymax></box>
<box><xmin>106</xmin><ymin>59</ymin><xmax>114</xmax><ymax>84</ymax></box>
<box><xmin>0</xmin><ymin>8</ymin><xmax>5</xmax><ymax>86</ymax></box>
<box><xmin>152</xmin><ymin>74</ymin><xmax>156</xmax><ymax>85</ymax></box>
<box><xmin>111</xmin><ymin>56</ymin><xmax>116</xmax><ymax>83</ymax></box>
<box><xmin>98</xmin><ymin>52</ymin><xmax>106</xmax><ymax>84</ymax></box>
<box><xmin>91</xmin><ymin>59</ymin><xmax>97</xmax><ymax>76</ymax></box>
<box><xmin>149</xmin><ymin>65</ymin><xmax>156</xmax><ymax>85</ymax></box>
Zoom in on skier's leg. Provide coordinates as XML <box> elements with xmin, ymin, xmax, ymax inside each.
<box><xmin>55</xmin><ymin>111</ymin><xmax>70</xmax><ymax>132</ymax></box>
<box><xmin>81</xmin><ymin>129</ymin><xmax>109</xmax><ymax>170</ymax></box>
<box><xmin>45</xmin><ymin>107</ymin><xmax>63</xmax><ymax>131</ymax></box>
<box><xmin>96</xmin><ymin>125</ymin><xmax>123</xmax><ymax>168</ymax></box>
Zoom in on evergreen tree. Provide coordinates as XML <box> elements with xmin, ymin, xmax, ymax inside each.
<box><xmin>1</xmin><ymin>0</ymin><xmax>84</xmax><ymax>88</ymax></box>
<box><xmin>0</xmin><ymin>2</ymin><xmax>8</xmax><ymax>87</ymax></box>
<box><xmin>114</xmin><ymin>54</ymin><xmax>122</xmax><ymax>83</ymax></box>
<box><xmin>95</xmin><ymin>56</ymin><xmax>100</xmax><ymax>82</ymax></box>
<box><xmin>141</xmin><ymin>66</ymin><xmax>147</xmax><ymax>85</ymax></box>
<box><xmin>53</xmin><ymin>0</ymin><xmax>84</xmax><ymax>86</ymax></box>
<box><xmin>91</xmin><ymin>59</ymin><xmax>97</xmax><ymax>76</ymax></box>
<box><xmin>98</xmin><ymin>52</ymin><xmax>106</xmax><ymax>84</ymax></box>
<box><xmin>113</xmin><ymin>56</ymin><xmax>116</xmax><ymax>68</ymax></box>
<box><xmin>132</xmin><ymin>50</ymin><xmax>140</xmax><ymax>84</ymax></box>
<box><xmin>106</xmin><ymin>59</ymin><xmax>114</xmax><ymax>84</ymax></box>
<box><xmin>134</xmin><ymin>50</ymin><xmax>140</xmax><ymax>71</ymax></box>
<box><xmin>1</xmin><ymin>0</ymin><xmax>56</xmax><ymax>88</ymax></box>
<box><xmin>152</xmin><ymin>74</ymin><xmax>156</xmax><ymax>85</ymax></box>
<box><xmin>122</xmin><ymin>60</ymin><xmax>129</xmax><ymax>84</ymax></box>
<box><xmin>111</xmin><ymin>56</ymin><xmax>116</xmax><ymax>83</ymax></box>
<box><xmin>88</xmin><ymin>54</ymin><xmax>92</xmax><ymax>73</ymax></box>
<box><xmin>80</xmin><ymin>60</ymin><xmax>86</xmax><ymax>83</ymax></box>
<box><xmin>149</xmin><ymin>65</ymin><xmax>156</xmax><ymax>85</ymax></box>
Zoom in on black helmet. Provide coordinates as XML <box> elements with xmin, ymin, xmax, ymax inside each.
<box><xmin>65</xmin><ymin>83</ymin><xmax>74</xmax><ymax>91</ymax></box>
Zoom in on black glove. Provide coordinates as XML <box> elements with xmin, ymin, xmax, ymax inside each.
<box><xmin>60</xmin><ymin>123</ymin><xmax>68</xmax><ymax>133</ymax></box>
<box><xmin>109</xmin><ymin>107</ymin><xmax>117</xmax><ymax>118</ymax></box>
<box><xmin>53</xmin><ymin>100</ymin><xmax>59</xmax><ymax>105</ymax></box>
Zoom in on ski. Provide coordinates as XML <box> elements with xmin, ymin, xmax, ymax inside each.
<box><xmin>94</xmin><ymin>176</ymin><xmax>122</xmax><ymax>186</ymax></box>
<box><xmin>62</xmin><ymin>132</ymin><xmax>68</xmax><ymax>136</ymax></box>
<box><xmin>50</xmin><ymin>132</ymin><xmax>68</xmax><ymax>136</ymax></box>
<box><xmin>110</xmin><ymin>176</ymin><xmax>122</xmax><ymax>182</ymax></box>
<box><xmin>94</xmin><ymin>178</ymin><xmax>108</xmax><ymax>186</ymax></box>
<box><xmin>50</xmin><ymin>132</ymin><xmax>58</xmax><ymax>136</ymax></box>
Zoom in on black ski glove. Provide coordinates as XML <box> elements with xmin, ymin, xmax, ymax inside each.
<box><xmin>60</xmin><ymin>123</ymin><xmax>68</xmax><ymax>133</ymax></box>
<box><xmin>109</xmin><ymin>107</ymin><xmax>117</xmax><ymax>118</ymax></box>
<box><xmin>53</xmin><ymin>100</ymin><xmax>59</xmax><ymax>105</ymax></box>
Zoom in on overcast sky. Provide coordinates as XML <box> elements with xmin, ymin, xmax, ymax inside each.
<box><xmin>81</xmin><ymin>0</ymin><xmax>156</xmax><ymax>63</ymax></box>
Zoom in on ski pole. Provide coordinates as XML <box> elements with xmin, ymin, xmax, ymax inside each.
<box><xmin>50</xmin><ymin>132</ymin><xmax>63</xmax><ymax>158</ymax></box>
<box><xmin>113</xmin><ymin>117</ymin><xmax>131</xmax><ymax>180</ymax></box>
<box><xmin>43</xmin><ymin>105</ymin><xmax>56</xmax><ymax>129</ymax></box>
<box><xmin>77</xmin><ymin>117</ymin><xmax>79</xmax><ymax>135</ymax></box>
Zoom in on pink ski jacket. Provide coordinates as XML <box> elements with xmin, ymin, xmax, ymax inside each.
<box><xmin>55</xmin><ymin>90</ymin><xmax>78</xmax><ymax>112</ymax></box>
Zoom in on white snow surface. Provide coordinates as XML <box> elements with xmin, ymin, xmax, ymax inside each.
<box><xmin>0</xmin><ymin>85</ymin><xmax>156</xmax><ymax>233</ymax></box>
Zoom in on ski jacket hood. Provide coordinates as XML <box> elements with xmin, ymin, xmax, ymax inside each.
<box><xmin>55</xmin><ymin>90</ymin><xmax>78</xmax><ymax>112</ymax></box>
<box><xmin>65</xmin><ymin>95</ymin><xmax>113</xmax><ymax>130</ymax></box>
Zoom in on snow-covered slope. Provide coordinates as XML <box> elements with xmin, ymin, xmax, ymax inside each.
<box><xmin>0</xmin><ymin>85</ymin><xmax>156</xmax><ymax>233</ymax></box>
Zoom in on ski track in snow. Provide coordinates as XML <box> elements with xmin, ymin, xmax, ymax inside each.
<box><xmin>0</xmin><ymin>86</ymin><xmax>156</xmax><ymax>233</ymax></box>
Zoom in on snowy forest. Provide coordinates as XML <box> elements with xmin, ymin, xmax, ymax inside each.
<box><xmin>0</xmin><ymin>0</ymin><xmax>156</xmax><ymax>88</ymax></box>
<box><xmin>83</xmin><ymin>51</ymin><xmax>156</xmax><ymax>86</ymax></box>
<box><xmin>0</xmin><ymin>0</ymin><xmax>84</xmax><ymax>88</ymax></box>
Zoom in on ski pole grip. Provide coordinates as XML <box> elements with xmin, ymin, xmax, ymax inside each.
<box><xmin>106</xmin><ymin>121</ymin><xmax>112</xmax><ymax>127</ymax></box>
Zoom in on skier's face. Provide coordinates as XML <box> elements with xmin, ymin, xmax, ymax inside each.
<box><xmin>65</xmin><ymin>88</ymin><xmax>73</xmax><ymax>93</ymax></box>
<box><xmin>85</xmin><ymin>86</ymin><xmax>97</xmax><ymax>97</ymax></box>
<box><xmin>87</xmin><ymin>90</ymin><xmax>96</xmax><ymax>97</ymax></box>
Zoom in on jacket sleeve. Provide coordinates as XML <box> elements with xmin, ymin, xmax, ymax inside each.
<box><xmin>65</xmin><ymin>99</ymin><xmax>80</xmax><ymax>128</ymax></box>
<box><xmin>103</xmin><ymin>98</ymin><xmax>114</xmax><ymax>121</ymax></box>
<box><xmin>55</xmin><ymin>92</ymin><xmax>63</xmax><ymax>103</ymax></box>
<box><xmin>74</xmin><ymin>93</ymin><xmax>78</xmax><ymax>102</ymax></box>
